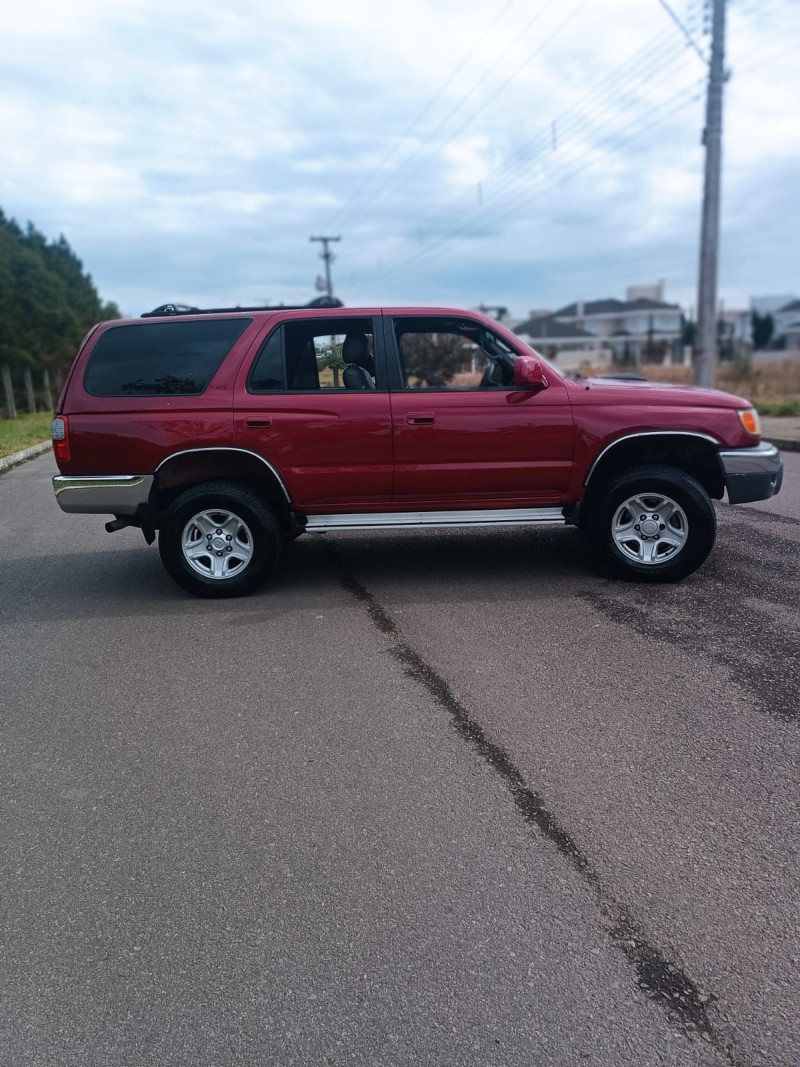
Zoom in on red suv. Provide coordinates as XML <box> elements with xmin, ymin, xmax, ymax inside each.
<box><xmin>51</xmin><ymin>304</ymin><xmax>783</xmax><ymax>596</ymax></box>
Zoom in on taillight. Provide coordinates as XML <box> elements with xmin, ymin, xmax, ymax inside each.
<box><xmin>51</xmin><ymin>416</ymin><xmax>70</xmax><ymax>463</ymax></box>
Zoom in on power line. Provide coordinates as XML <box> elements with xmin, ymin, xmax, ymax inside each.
<box><xmin>330</xmin><ymin>0</ymin><xmax>517</xmax><ymax>230</ymax></box>
<box><xmin>351</xmin><ymin>107</ymin><xmax>692</xmax><ymax>296</ymax></box>
<box><xmin>657</xmin><ymin>0</ymin><xmax>708</xmax><ymax>63</ymax></box>
<box><xmin>337</xmin><ymin>0</ymin><xmax>578</xmax><ymax>231</ymax></box>
<box><xmin>348</xmin><ymin>34</ymin><xmax>696</xmax><ymax>274</ymax></box>
<box><xmin>350</xmin><ymin>22</ymin><xmax>684</xmax><ymax>249</ymax></box>
<box><xmin>442</xmin><ymin>36</ymin><xmax>689</xmax><ymax>219</ymax></box>
<box><xmin>359</xmin><ymin>81</ymin><xmax>703</xmax><ymax>291</ymax></box>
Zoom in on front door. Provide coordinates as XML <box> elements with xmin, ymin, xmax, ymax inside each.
<box><xmin>385</xmin><ymin>314</ymin><xmax>574</xmax><ymax>508</ymax></box>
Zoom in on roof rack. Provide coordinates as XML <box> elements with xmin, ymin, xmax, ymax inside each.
<box><xmin>141</xmin><ymin>296</ymin><xmax>344</xmax><ymax>318</ymax></box>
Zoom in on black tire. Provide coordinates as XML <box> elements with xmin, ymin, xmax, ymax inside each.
<box><xmin>586</xmin><ymin>464</ymin><xmax>716</xmax><ymax>582</ymax></box>
<box><xmin>158</xmin><ymin>482</ymin><xmax>282</xmax><ymax>598</ymax></box>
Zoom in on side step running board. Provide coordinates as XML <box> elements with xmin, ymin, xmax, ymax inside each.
<box><xmin>305</xmin><ymin>508</ymin><xmax>566</xmax><ymax>532</ymax></box>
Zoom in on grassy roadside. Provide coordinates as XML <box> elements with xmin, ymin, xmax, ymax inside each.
<box><xmin>630</xmin><ymin>360</ymin><xmax>800</xmax><ymax>412</ymax></box>
<box><xmin>0</xmin><ymin>411</ymin><xmax>53</xmax><ymax>459</ymax></box>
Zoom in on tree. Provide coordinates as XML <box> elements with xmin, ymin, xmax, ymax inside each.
<box><xmin>0</xmin><ymin>208</ymin><xmax>120</xmax><ymax>411</ymax></box>
<box><xmin>751</xmin><ymin>311</ymin><xmax>774</xmax><ymax>350</ymax></box>
<box><xmin>400</xmin><ymin>332</ymin><xmax>472</xmax><ymax>387</ymax></box>
<box><xmin>681</xmin><ymin>314</ymin><xmax>696</xmax><ymax>348</ymax></box>
<box><xmin>319</xmin><ymin>340</ymin><xmax>344</xmax><ymax>388</ymax></box>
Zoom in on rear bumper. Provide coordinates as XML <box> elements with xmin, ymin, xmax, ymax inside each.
<box><xmin>718</xmin><ymin>442</ymin><xmax>783</xmax><ymax>505</ymax></box>
<box><xmin>53</xmin><ymin>474</ymin><xmax>154</xmax><ymax>515</ymax></box>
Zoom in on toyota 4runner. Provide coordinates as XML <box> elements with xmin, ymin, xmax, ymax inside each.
<box><xmin>51</xmin><ymin>304</ymin><xmax>784</xmax><ymax>597</ymax></box>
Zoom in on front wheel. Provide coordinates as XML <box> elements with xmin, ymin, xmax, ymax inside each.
<box><xmin>158</xmin><ymin>482</ymin><xmax>282</xmax><ymax>597</ymax></box>
<box><xmin>586</xmin><ymin>465</ymin><xmax>716</xmax><ymax>582</ymax></box>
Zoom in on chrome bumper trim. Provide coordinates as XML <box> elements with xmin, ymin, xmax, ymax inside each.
<box><xmin>305</xmin><ymin>507</ymin><xmax>566</xmax><ymax>532</ymax></box>
<box><xmin>718</xmin><ymin>443</ymin><xmax>783</xmax><ymax>505</ymax></box>
<box><xmin>53</xmin><ymin>474</ymin><xmax>154</xmax><ymax>515</ymax></box>
<box><xmin>718</xmin><ymin>441</ymin><xmax>781</xmax><ymax>475</ymax></box>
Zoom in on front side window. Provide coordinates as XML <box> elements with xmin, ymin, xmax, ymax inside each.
<box><xmin>84</xmin><ymin>319</ymin><xmax>251</xmax><ymax>396</ymax></box>
<box><xmin>248</xmin><ymin>317</ymin><xmax>376</xmax><ymax>392</ymax></box>
<box><xmin>393</xmin><ymin>317</ymin><xmax>515</xmax><ymax>390</ymax></box>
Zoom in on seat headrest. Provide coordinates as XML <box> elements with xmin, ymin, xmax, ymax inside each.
<box><xmin>342</xmin><ymin>333</ymin><xmax>370</xmax><ymax>368</ymax></box>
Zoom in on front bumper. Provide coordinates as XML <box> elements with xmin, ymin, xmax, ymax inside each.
<box><xmin>718</xmin><ymin>442</ymin><xmax>783</xmax><ymax>505</ymax></box>
<box><xmin>53</xmin><ymin>474</ymin><xmax>154</xmax><ymax>515</ymax></box>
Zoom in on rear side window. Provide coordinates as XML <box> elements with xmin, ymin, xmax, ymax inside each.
<box><xmin>83</xmin><ymin>319</ymin><xmax>251</xmax><ymax>396</ymax></box>
<box><xmin>247</xmin><ymin>317</ymin><xmax>377</xmax><ymax>392</ymax></box>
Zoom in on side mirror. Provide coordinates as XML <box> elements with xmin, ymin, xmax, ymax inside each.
<box><xmin>514</xmin><ymin>355</ymin><xmax>549</xmax><ymax>392</ymax></box>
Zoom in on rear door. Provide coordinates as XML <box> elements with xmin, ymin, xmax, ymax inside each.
<box><xmin>384</xmin><ymin>313</ymin><xmax>574</xmax><ymax>507</ymax></box>
<box><xmin>234</xmin><ymin>313</ymin><xmax>393</xmax><ymax>510</ymax></box>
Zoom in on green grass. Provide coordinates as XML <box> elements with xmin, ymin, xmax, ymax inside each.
<box><xmin>0</xmin><ymin>411</ymin><xmax>53</xmax><ymax>459</ymax></box>
<box><xmin>756</xmin><ymin>400</ymin><xmax>800</xmax><ymax>417</ymax></box>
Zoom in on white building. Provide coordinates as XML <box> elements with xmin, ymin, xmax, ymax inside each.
<box><xmin>549</xmin><ymin>289</ymin><xmax>683</xmax><ymax>363</ymax></box>
<box><xmin>513</xmin><ymin>313</ymin><xmax>604</xmax><ymax>372</ymax></box>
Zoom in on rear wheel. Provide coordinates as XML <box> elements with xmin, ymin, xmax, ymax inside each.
<box><xmin>158</xmin><ymin>482</ymin><xmax>282</xmax><ymax>597</ymax></box>
<box><xmin>586</xmin><ymin>465</ymin><xmax>716</xmax><ymax>582</ymax></box>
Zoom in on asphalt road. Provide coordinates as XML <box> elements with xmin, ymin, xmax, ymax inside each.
<box><xmin>2</xmin><ymin>452</ymin><xmax>798</xmax><ymax>1067</ymax></box>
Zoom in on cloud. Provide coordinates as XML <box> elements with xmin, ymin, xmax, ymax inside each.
<box><xmin>0</xmin><ymin>0</ymin><xmax>797</xmax><ymax>318</ymax></box>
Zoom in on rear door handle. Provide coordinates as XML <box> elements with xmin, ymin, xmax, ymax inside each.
<box><xmin>245</xmin><ymin>417</ymin><xmax>272</xmax><ymax>428</ymax></box>
<box><xmin>406</xmin><ymin>412</ymin><xmax>435</xmax><ymax>425</ymax></box>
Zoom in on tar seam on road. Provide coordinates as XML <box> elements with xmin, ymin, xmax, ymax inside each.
<box><xmin>328</xmin><ymin>548</ymin><xmax>749</xmax><ymax>1067</ymax></box>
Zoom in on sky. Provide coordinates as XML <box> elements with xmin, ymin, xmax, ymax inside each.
<box><xmin>1</xmin><ymin>0</ymin><xmax>798</xmax><ymax>320</ymax></box>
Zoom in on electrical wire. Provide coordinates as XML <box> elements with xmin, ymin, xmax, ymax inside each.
<box><xmin>346</xmin><ymin>29</ymin><xmax>686</xmax><ymax>254</ymax></box>
<box><xmin>356</xmin><ymin>81</ymin><xmax>704</xmax><ymax>291</ymax></box>
<box><xmin>657</xmin><ymin>0</ymin><xmax>708</xmax><ymax>63</ymax></box>
<box><xmin>329</xmin><ymin>0</ymin><xmax>517</xmax><ymax>230</ymax></box>
<box><xmin>350</xmin><ymin>32</ymin><xmax>693</xmax><ymax>254</ymax></box>
<box><xmin>336</xmin><ymin>0</ymin><xmax>586</xmax><ymax>231</ymax></box>
<box><xmin>436</xmin><ymin>37</ymin><xmax>690</xmax><ymax>223</ymax></box>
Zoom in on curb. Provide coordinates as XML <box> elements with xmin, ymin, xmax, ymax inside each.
<box><xmin>767</xmin><ymin>438</ymin><xmax>800</xmax><ymax>454</ymax></box>
<box><xmin>0</xmin><ymin>440</ymin><xmax>52</xmax><ymax>474</ymax></box>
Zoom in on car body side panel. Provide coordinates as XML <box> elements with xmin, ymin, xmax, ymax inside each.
<box><xmin>561</xmin><ymin>380</ymin><xmax>760</xmax><ymax>500</ymax></box>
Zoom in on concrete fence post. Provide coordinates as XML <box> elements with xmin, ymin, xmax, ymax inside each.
<box><xmin>2</xmin><ymin>364</ymin><xmax>17</xmax><ymax>419</ymax></box>
<box><xmin>24</xmin><ymin>366</ymin><xmax>37</xmax><ymax>414</ymax></box>
<box><xmin>43</xmin><ymin>368</ymin><xmax>54</xmax><ymax>411</ymax></box>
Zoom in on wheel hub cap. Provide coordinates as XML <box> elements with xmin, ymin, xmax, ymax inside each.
<box><xmin>611</xmin><ymin>491</ymin><xmax>689</xmax><ymax>566</ymax></box>
<box><xmin>181</xmin><ymin>508</ymin><xmax>254</xmax><ymax>580</ymax></box>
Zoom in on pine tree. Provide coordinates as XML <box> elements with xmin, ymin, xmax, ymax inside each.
<box><xmin>0</xmin><ymin>209</ymin><xmax>120</xmax><ymax>411</ymax></box>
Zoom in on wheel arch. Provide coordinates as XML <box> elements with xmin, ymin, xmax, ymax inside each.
<box><xmin>583</xmin><ymin>432</ymin><xmax>724</xmax><ymax>502</ymax></box>
<box><xmin>152</xmin><ymin>448</ymin><xmax>292</xmax><ymax>526</ymax></box>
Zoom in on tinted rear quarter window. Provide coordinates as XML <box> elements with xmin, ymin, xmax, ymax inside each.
<box><xmin>83</xmin><ymin>319</ymin><xmax>251</xmax><ymax>396</ymax></box>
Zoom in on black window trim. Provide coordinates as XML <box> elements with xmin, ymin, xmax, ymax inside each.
<box><xmin>247</xmin><ymin>324</ymin><xmax>286</xmax><ymax>393</ymax></box>
<box><xmin>246</xmin><ymin>315</ymin><xmax>387</xmax><ymax>394</ymax></box>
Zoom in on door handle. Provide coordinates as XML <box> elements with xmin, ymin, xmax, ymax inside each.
<box><xmin>244</xmin><ymin>417</ymin><xmax>272</xmax><ymax>428</ymax></box>
<box><xmin>406</xmin><ymin>412</ymin><xmax>435</xmax><ymax>425</ymax></box>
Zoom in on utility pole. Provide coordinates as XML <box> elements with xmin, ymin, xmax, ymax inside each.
<box><xmin>310</xmin><ymin>235</ymin><xmax>341</xmax><ymax>299</ymax></box>
<box><xmin>694</xmin><ymin>0</ymin><xmax>727</xmax><ymax>388</ymax></box>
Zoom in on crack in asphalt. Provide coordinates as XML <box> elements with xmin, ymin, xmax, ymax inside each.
<box><xmin>332</xmin><ymin>558</ymin><xmax>748</xmax><ymax>1067</ymax></box>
